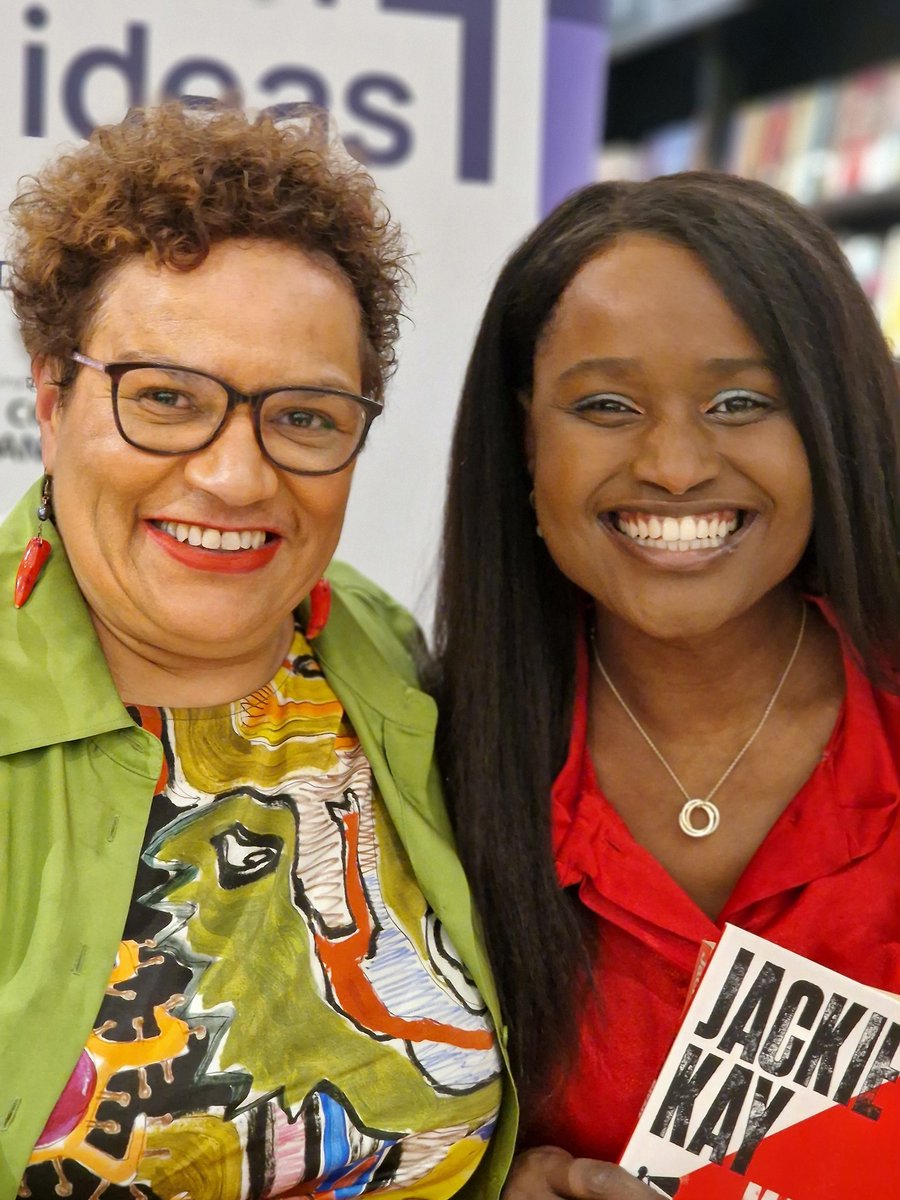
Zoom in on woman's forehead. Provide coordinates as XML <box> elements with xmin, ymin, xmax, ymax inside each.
<box><xmin>85</xmin><ymin>241</ymin><xmax>364</xmax><ymax>388</ymax></box>
<box><xmin>534</xmin><ymin>236</ymin><xmax>764</xmax><ymax>374</ymax></box>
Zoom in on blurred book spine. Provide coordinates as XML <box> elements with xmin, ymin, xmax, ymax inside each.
<box><xmin>872</xmin><ymin>227</ymin><xmax>900</xmax><ymax>353</ymax></box>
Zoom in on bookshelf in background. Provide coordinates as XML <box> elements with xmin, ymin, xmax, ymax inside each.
<box><xmin>601</xmin><ymin>0</ymin><xmax>900</xmax><ymax>347</ymax></box>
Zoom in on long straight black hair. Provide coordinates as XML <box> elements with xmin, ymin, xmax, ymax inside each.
<box><xmin>432</xmin><ymin>173</ymin><xmax>900</xmax><ymax>1109</ymax></box>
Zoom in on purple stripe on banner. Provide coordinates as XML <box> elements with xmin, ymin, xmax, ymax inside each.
<box><xmin>550</xmin><ymin>0</ymin><xmax>608</xmax><ymax>20</ymax></box>
<box><xmin>541</xmin><ymin>0</ymin><xmax>610</xmax><ymax>216</ymax></box>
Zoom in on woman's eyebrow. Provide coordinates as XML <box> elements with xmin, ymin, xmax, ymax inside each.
<box><xmin>553</xmin><ymin>356</ymin><xmax>776</xmax><ymax>386</ymax></box>
<box><xmin>702</xmin><ymin>356</ymin><xmax>775</xmax><ymax>376</ymax></box>
<box><xmin>111</xmin><ymin>349</ymin><xmax>185</xmax><ymax>365</ymax></box>
<box><xmin>556</xmin><ymin>356</ymin><xmax>641</xmax><ymax>383</ymax></box>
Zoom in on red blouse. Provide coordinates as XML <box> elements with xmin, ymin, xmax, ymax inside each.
<box><xmin>526</xmin><ymin>611</ymin><xmax>900</xmax><ymax>1164</ymax></box>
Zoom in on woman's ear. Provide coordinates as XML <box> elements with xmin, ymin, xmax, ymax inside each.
<box><xmin>32</xmin><ymin>357</ymin><xmax>63</xmax><ymax>474</ymax></box>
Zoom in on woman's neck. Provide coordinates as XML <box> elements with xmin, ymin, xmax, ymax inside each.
<box><xmin>590</xmin><ymin>588</ymin><xmax>821</xmax><ymax>742</ymax></box>
<box><xmin>90</xmin><ymin>610</ymin><xmax>297</xmax><ymax>709</ymax></box>
<box><xmin>587</xmin><ymin>589</ymin><xmax>846</xmax><ymax>919</ymax></box>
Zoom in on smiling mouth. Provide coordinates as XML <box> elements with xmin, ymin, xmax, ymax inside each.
<box><xmin>605</xmin><ymin>508</ymin><xmax>750</xmax><ymax>552</ymax></box>
<box><xmin>151</xmin><ymin>520</ymin><xmax>274</xmax><ymax>552</ymax></box>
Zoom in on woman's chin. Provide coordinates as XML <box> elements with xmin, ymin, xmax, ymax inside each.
<box><xmin>86</xmin><ymin>588</ymin><xmax>292</xmax><ymax>668</ymax></box>
<box><xmin>591</xmin><ymin>587</ymin><xmax>749</xmax><ymax>645</ymax></box>
<box><xmin>155</xmin><ymin>607</ymin><xmax>291</xmax><ymax>660</ymax></box>
<box><xmin>591</xmin><ymin>580</ymin><xmax>801</xmax><ymax>647</ymax></box>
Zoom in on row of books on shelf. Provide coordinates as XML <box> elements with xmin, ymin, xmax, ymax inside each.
<box><xmin>840</xmin><ymin>227</ymin><xmax>900</xmax><ymax>348</ymax></box>
<box><xmin>599</xmin><ymin>58</ymin><xmax>900</xmax><ymax>207</ymax></box>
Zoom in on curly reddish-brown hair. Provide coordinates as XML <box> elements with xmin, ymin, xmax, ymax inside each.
<box><xmin>8</xmin><ymin>103</ymin><xmax>406</xmax><ymax>400</ymax></box>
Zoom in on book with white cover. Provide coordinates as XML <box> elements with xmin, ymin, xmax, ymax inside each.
<box><xmin>619</xmin><ymin>924</ymin><xmax>900</xmax><ymax>1198</ymax></box>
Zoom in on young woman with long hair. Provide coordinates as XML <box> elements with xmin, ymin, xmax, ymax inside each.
<box><xmin>434</xmin><ymin>173</ymin><xmax>900</xmax><ymax>1198</ymax></box>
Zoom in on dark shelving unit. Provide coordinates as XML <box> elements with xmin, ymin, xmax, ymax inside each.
<box><xmin>604</xmin><ymin>0</ymin><xmax>900</xmax><ymax>232</ymax></box>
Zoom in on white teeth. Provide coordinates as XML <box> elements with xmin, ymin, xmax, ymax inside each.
<box><xmin>614</xmin><ymin>511</ymin><xmax>742</xmax><ymax>552</ymax></box>
<box><xmin>156</xmin><ymin>521</ymin><xmax>268</xmax><ymax>552</ymax></box>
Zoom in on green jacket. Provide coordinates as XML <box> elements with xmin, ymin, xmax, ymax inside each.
<box><xmin>0</xmin><ymin>480</ymin><xmax>517</xmax><ymax>1200</ymax></box>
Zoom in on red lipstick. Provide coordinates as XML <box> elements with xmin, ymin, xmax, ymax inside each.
<box><xmin>145</xmin><ymin>522</ymin><xmax>281</xmax><ymax>574</ymax></box>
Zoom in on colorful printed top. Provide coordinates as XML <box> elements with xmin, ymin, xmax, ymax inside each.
<box><xmin>22</xmin><ymin>627</ymin><xmax>501</xmax><ymax>1200</ymax></box>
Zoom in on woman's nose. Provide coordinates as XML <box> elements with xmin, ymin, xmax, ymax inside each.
<box><xmin>182</xmin><ymin>406</ymin><xmax>280</xmax><ymax>505</ymax></box>
<box><xmin>630</xmin><ymin>416</ymin><xmax>720</xmax><ymax>495</ymax></box>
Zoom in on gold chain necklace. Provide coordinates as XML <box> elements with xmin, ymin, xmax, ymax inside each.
<box><xmin>590</xmin><ymin>605</ymin><xmax>807</xmax><ymax>838</ymax></box>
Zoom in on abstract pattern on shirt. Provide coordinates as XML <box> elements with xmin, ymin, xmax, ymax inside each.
<box><xmin>23</xmin><ymin>628</ymin><xmax>501</xmax><ymax>1200</ymax></box>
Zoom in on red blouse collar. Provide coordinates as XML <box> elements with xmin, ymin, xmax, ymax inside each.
<box><xmin>551</xmin><ymin>599</ymin><xmax>900</xmax><ymax>946</ymax></box>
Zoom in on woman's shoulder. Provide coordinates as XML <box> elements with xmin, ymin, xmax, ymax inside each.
<box><xmin>869</xmin><ymin>675</ymin><xmax>900</xmax><ymax>744</ymax></box>
<box><xmin>325</xmin><ymin>561</ymin><xmax>422</xmax><ymax>642</ymax></box>
<box><xmin>326</xmin><ymin>560</ymin><xmax>413</xmax><ymax>614</ymax></box>
<box><xmin>324</xmin><ymin>561</ymin><xmax>431</xmax><ymax>686</ymax></box>
<box><xmin>837</xmin><ymin>642</ymin><xmax>900</xmax><ymax>785</ymax></box>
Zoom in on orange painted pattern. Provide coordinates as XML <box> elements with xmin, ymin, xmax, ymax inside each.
<box><xmin>313</xmin><ymin>804</ymin><xmax>494</xmax><ymax>1052</ymax></box>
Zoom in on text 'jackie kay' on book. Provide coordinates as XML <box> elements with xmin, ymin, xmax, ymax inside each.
<box><xmin>619</xmin><ymin>925</ymin><xmax>900</xmax><ymax>1199</ymax></box>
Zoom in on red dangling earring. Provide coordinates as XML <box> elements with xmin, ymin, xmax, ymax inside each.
<box><xmin>305</xmin><ymin>578</ymin><xmax>331</xmax><ymax>640</ymax></box>
<box><xmin>14</xmin><ymin>475</ymin><xmax>53</xmax><ymax>609</ymax></box>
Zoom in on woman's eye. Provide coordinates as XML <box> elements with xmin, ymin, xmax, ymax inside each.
<box><xmin>138</xmin><ymin>389</ymin><xmax>190</xmax><ymax>408</ymax></box>
<box><xmin>708</xmin><ymin>389</ymin><xmax>773</xmax><ymax>418</ymax></box>
<box><xmin>282</xmin><ymin>410</ymin><xmax>336</xmax><ymax>431</ymax></box>
<box><xmin>271</xmin><ymin>410</ymin><xmax>340</xmax><ymax>439</ymax></box>
<box><xmin>571</xmin><ymin>394</ymin><xmax>639</xmax><ymax>420</ymax></box>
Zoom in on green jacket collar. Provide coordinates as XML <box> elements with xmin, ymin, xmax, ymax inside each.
<box><xmin>313</xmin><ymin>568</ymin><xmax>441</xmax><ymax>830</ymax></box>
<box><xmin>315</xmin><ymin>589</ymin><xmax>436</xmax><ymax>735</ymax></box>
<box><xmin>0</xmin><ymin>480</ymin><xmax>133</xmax><ymax>757</ymax></box>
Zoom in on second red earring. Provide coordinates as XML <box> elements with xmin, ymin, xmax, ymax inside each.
<box><xmin>305</xmin><ymin>578</ymin><xmax>331</xmax><ymax>640</ymax></box>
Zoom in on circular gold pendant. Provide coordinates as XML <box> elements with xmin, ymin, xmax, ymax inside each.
<box><xmin>679</xmin><ymin>798</ymin><xmax>720</xmax><ymax>838</ymax></box>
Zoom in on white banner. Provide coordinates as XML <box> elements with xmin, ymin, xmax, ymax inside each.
<box><xmin>0</xmin><ymin>0</ymin><xmax>607</xmax><ymax>618</ymax></box>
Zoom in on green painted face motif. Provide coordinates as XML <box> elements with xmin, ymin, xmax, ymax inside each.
<box><xmin>148</xmin><ymin>788</ymin><xmax>499</xmax><ymax>1130</ymax></box>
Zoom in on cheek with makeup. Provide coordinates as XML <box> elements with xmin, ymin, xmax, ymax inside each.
<box><xmin>527</xmin><ymin>234</ymin><xmax>814</xmax><ymax>642</ymax></box>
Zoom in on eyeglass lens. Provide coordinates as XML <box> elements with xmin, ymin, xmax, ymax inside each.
<box><xmin>114</xmin><ymin>365</ymin><xmax>368</xmax><ymax>472</ymax></box>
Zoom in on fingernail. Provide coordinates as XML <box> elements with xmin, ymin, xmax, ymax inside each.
<box><xmin>588</xmin><ymin>1165</ymin><xmax>611</xmax><ymax>1194</ymax></box>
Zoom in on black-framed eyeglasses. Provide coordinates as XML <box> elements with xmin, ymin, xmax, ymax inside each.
<box><xmin>71</xmin><ymin>352</ymin><xmax>383</xmax><ymax>477</ymax></box>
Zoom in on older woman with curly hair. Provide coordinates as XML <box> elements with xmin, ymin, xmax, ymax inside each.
<box><xmin>0</xmin><ymin>104</ymin><xmax>509</xmax><ymax>1200</ymax></box>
